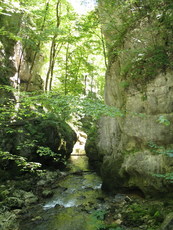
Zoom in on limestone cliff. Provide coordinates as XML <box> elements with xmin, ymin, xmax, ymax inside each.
<box><xmin>0</xmin><ymin>7</ymin><xmax>43</xmax><ymax>94</ymax></box>
<box><xmin>88</xmin><ymin>0</ymin><xmax>173</xmax><ymax>195</ymax></box>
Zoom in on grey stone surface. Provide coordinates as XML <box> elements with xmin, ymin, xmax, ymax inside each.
<box><xmin>87</xmin><ymin>2</ymin><xmax>173</xmax><ymax>195</ymax></box>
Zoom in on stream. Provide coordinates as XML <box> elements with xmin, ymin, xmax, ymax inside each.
<box><xmin>17</xmin><ymin>133</ymin><xmax>169</xmax><ymax>230</ymax></box>
<box><xmin>19</xmin><ymin>157</ymin><xmax>107</xmax><ymax>230</ymax></box>
<box><xmin>19</xmin><ymin>133</ymin><xmax>111</xmax><ymax>230</ymax></box>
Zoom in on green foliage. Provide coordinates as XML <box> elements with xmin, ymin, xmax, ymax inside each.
<box><xmin>157</xmin><ymin>115</ymin><xmax>170</xmax><ymax>126</ymax></box>
<box><xmin>123</xmin><ymin>203</ymin><xmax>148</xmax><ymax>225</ymax></box>
<box><xmin>108</xmin><ymin>228</ymin><xmax>123</xmax><ymax>230</ymax></box>
<box><xmin>0</xmin><ymin>0</ymin><xmax>106</xmax><ymax>95</ymax></box>
<box><xmin>153</xmin><ymin>211</ymin><xmax>164</xmax><ymax>222</ymax></box>
<box><xmin>100</xmin><ymin>0</ymin><xmax>173</xmax><ymax>89</ymax></box>
<box><xmin>79</xmin><ymin>96</ymin><xmax>123</xmax><ymax>120</ymax></box>
<box><xmin>50</xmin><ymin>9</ymin><xmax>106</xmax><ymax>96</ymax></box>
<box><xmin>154</xmin><ymin>172</ymin><xmax>173</xmax><ymax>183</ymax></box>
<box><xmin>122</xmin><ymin>202</ymin><xmax>163</xmax><ymax>228</ymax></box>
<box><xmin>121</xmin><ymin>46</ymin><xmax>169</xmax><ymax>85</ymax></box>
<box><xmin>37</xmin><ymin>146</ymin><xmax>66</xmax><ymax>164</ymax></box>
<box><xmin>0</xmin><ymin>85</ymin><xmax>123</xmax><ymax>174</ymax></box>
<box><xmin>37</xmin><ymin>146</ymin><xmax>56</xmax><ymax>157</ymax></box>
<box><xmin>148</xmin><ymin>142</ymin><xmax>173</xmax><ymax>183</ymax></box>
<box><xmin>86</xmin><ymin>209</ymin><xmax>107</xmax><ymax>230</ymax></box>
<box><xmin>17</xmin><ymin>90</ymin><xmax>123</xmax><ymax>121</ymax></box>
<box><xmin>0</xmin><ymin>86</ymin><xmax>122</xmax><ymax>125</ymax></box>
<box><xmin>16</xmin><ymin>140</ymin><xmax>37</xmax><ymax>151</ymax></box>
<box><xmin>0</xmin><ymin>149</ymin><xmax>41</xmax><ymax>172</ymax></box>
<box><xmin>148</xmin><ymin>142</ymin><xmax>173</xmax><ymax>157</ymax></box>
<box><xmin>91</xmin><ymin>209</ymin><xmax>107</xmax><ymax>221</ymax></box>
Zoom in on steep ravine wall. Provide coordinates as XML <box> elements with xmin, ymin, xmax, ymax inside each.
<box><xmin>87</xmin><ymin>1</ymin><xmax>173</xmax><ymax>196</ymax></box>
<box><xmin>0</xmin><ymin>10</ymin><xmax>43</xmax><ymax>93</ymax></box>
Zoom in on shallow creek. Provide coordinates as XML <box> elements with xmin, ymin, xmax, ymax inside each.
<box><xmin>15</xmin><ymin>131</ymin><xmax>172</xmax><ymax>230</ymax></box>
<box><xmin>19</xmin><ymin>135</ymin><xmax>112</xmax><ymax>230</ymax></box>
<box><xmin>18</xmin><ymin>137</ymin><xmax>168</xmax><ymax>230</ymax></box>
<box><xmin>20</xmin><ymin>157</ymin><xmax>106</xmax><ymax>230</ymax></box>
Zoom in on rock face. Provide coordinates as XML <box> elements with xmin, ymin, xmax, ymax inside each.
<box><xmin>12</xmin><ymin>41</ymin><xmax>44</xmax><ymax>91</ymax></box>
<box><xmin>0</xmin><ymin>115</ymin><xmax>77</xmax><ymax>175</ymax></box>
<box><xmin>87</xmin><ymin>1</ymin><xmax>173</xmax><ymax>195</ymax></box>
<box><xmin>0</xmin><ymin>9</ymin><xmax>44</xmax><ymax>93</ymax></box>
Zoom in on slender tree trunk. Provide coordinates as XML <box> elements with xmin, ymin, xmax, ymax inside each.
<box><xmin>25</xmin><ymin>0</ymin><xmax>50</xmax><ymax>91</ymax></box>
<box><xmin>100</xmin><ymin>28</ymin><xmax>108</xmax><ymax>68</ymax></box>
<box><xmin>45</xmin><ymin>41</ymin><xmax>54</xmax><ymax>91</ymax></box>
<box><xmin>64</xmin><ymin>42</ymin><xmax>69</xmax><ymax>95</ymax></box>
<box><xmin>16</xmin><ymin>45</ymin><xmax>25</xmax><ymax>89</ymax></box>
<box><xmin>90</xmin><ymin>73</ymin><xmax>94</xmax><ymax>93</ymax></box>
<box><xmin>84</xmin><ymin>74</ymin><xmax>87</xmax><ymax>95</ymax></box>
<box><xmin>74</xmin><ymin>58</ymin><xmax>81</xmax><ymax>86</ymax></box>
<box><xmin>49</xmin><ymin>43</ymin><xmax>63</xmax><ymax>91</ymax></box>
<box><xmin>45</xmin><ymin>0</ymin><xmax>61</xmax><ymax>91</ymax></box>
<box><xmin>90</xmin><ymin>28</ymin><xmax>108</xmax><ymax>68</ymax></box>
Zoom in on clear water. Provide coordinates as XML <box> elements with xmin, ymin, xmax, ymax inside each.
<box><xmin>19</xmin><ymin>154</ymin><xmax>106</xmax><ymax>230</ymax></box>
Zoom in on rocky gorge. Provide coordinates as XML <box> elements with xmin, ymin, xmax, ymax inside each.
<box><xmin>86</xmin><ymin>0</ymin><xmax>173</xmax><ymax>197</ymax></box>
<box><xmin>0</xmin><ymin>0</ymin><xmax>173</xmax><ymax>229</ymax></box>
<box><xmin>0</xmin><ymin>140</ymin><xmax>173</xmax><ymax>230</ymax></box>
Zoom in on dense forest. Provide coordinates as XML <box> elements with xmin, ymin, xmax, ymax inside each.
<box><xmin>0</xmin><ymin>0</ymin><xmax>173</xmax><ymax>229</ymax></box>
<box><xmin>0</xmin><ymin>0</ymin><xmax>110</xmax><ymax>174</ymax></box>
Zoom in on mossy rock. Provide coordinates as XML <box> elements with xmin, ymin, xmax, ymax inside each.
<box><xmin>0</xmin><ymin>114</ymin><xmax>77</xmax><ymax>173</ymax></box>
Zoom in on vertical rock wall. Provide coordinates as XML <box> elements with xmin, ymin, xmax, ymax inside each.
<box><xmin>0</xmin><ymin>9</ymin><xmax>43</xmax><ymax>94</ymax></box>
<box><xmin>88</xmin><ymin>0</ymin><xmax>173</xmax><ymax>195</ymax></box>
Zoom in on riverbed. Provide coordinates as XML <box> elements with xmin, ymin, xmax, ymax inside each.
<box><xmin>17</xmin><ymin>135</ymin><xmax>171</xmax><ymax>230</ymax></box>
<box><xmin>19</xmin><ymin>152</ymin><xmax>110</xmax><ymax>230</ymax></box>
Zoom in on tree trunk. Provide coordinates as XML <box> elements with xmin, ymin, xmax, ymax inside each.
<box><xmin>49</xmin><ymin>42</ymin><xmax>63</xmax><ymax>91</ymax></box>
<box><xmin>26</xmin><ymin>0</ymin><xmax>50</xmax><ymax>91</ymax></box>
<box><xmin>100</xmin><ymin>28</ymin><xmax>108</xmax><ymax>68</ymax></box>
<box><xmin>64</xmin><ymin>42</ymin><xmax>70</xmax><ymax>95</ymax></box>
<box><xmin>45</xmin><ymin>0</ymin><xmax>61</xmax><ymax>91</ymax></box>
